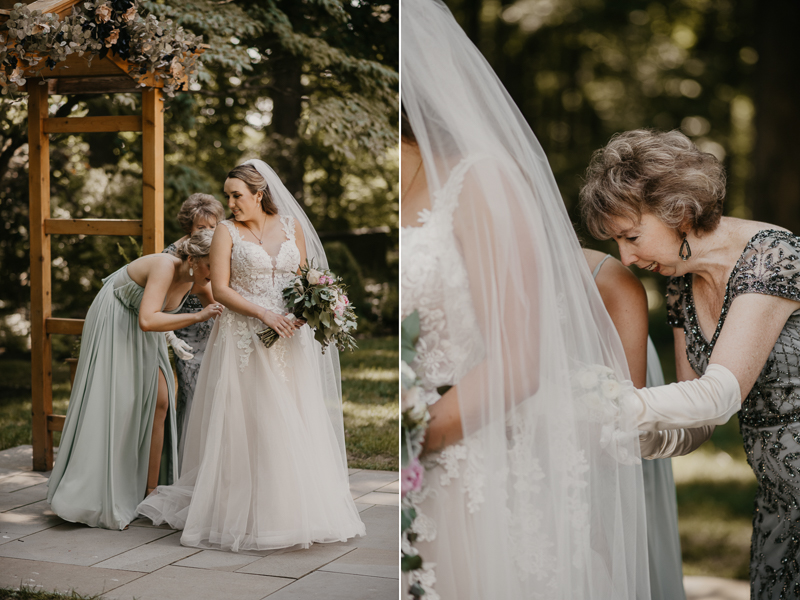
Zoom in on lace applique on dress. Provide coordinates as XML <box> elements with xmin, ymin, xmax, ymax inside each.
<box><xmin>219</xmin><ymin>218</ymin><xmax>301</xmax><ymax>376</ymax></box>
<box><xmin>434</xmin><ymin>444</ymin><xmax>468</xmax><ymax>487</ymax></box>
<box><xmin>235</xmin><ymin>319</ymin><xmax>254</xmax><ymax>372</ymax></box>
<box><xmin>222</xmin><ymin>218</ymin><xmax>300</xmax><ymax>314</ymax></box>
<box><xmin>507</xmin><ymin>417</ymin><xmax>556</xmax><ymax>582</ymax></box>
<box><xmin>272</xmin><ymin>339</ymin><xmax>288</xmax><ymax>382</ymax></box>
<box><xmin>216</xmin><ymin>311</ymin><xmax>235</xmax><ymax>346</ymax></box>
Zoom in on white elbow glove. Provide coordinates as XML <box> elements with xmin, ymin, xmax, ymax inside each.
<box><xmin>627</xmin><ymin>363</ymin><xmax>741</xmax><ymax>431</ymax></box>
<box><xmin>639</xmin><ymin>425</ymin><xmax>715</xmax><ymax>460</ymax></box>
<box><xmin>166</xmin><ymin>331</ymin><xmax>194</xmax><ymax>361</ymax></box>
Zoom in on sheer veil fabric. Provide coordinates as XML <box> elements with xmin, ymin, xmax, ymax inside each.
<box><xmin>241</xmin><ymin>159</ymin><xmax>346</xmax><ymax>466</ymax></box>
<box><xmin>402</xmin><ymin>1</ymin><xmax>651</xmax><ymax>598</ymax></box>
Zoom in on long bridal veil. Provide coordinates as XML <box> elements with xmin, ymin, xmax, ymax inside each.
<box><xmin>403</xmin><ymin>1</ymin><xmax>650</xmax><ymax>598</ymax></box>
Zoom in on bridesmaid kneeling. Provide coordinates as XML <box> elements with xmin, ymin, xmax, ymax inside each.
<box><xmin>47</xmin><ymin>229</ymin><xmax>223</xmax><ymax>530</ymax></box>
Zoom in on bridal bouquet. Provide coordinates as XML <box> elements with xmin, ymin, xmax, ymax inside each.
<box><xmin>256</xmin><ymin>262</ymin><xmax>358</xmax><ymax>354</ymax></box>
<box><xmin>401</xmin><ymin>311</ymin><xmax>435</xmax><ymax>599</ymax></box>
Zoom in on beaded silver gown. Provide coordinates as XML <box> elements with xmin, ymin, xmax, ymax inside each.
<box><xmin>667</xmin><ymin>230</ymin><xmax>800</xmax><ymax>599</ymax></box>
<box><xmin>163</xmin><ymin>243</ymin><xmax>214</xmax><ymax>465</ymax></box>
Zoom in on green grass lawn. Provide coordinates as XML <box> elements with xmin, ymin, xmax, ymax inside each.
<box><xmin>0</xmin><ymin>336</ymin><xmax>398</xmax><ymax>471</ymax></box>
<box><xmin>340</xmin><ymin>336</ymin><xmax>398</xmax><ymax>470</ymax></box>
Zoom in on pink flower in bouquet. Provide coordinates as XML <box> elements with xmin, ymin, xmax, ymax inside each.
<box><xmin>318</xmin><ymin>275</ymin><xmax>333</xmax><ymax>285</ymax></box>
<box><xmin>402</xmin><ymin>457</ymin><xmax>424</xmax><ymax>497</ymax></box>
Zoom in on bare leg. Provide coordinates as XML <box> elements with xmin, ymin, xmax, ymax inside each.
<box><xmin>146</xmin><ymin>369</ymin><xmax>169</xmax><ymax>496</ymax></box>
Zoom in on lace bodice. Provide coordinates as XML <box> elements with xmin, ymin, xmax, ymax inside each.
<box><xmin>222</xmin><ymin>217</ymin><xmax>301</xmax><ymax>313</ymax></box>
<box><xmin>401</xmin><ymin>157</ymin><xmax>485</xmax><ymax>397</ymax></box>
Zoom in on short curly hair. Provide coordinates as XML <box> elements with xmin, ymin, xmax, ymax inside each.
<box><xmin>176</xmin><ymin>193</ymin><xmax>225</xmax><ymax>235</ymax></box>
<box><xmin>580</xmin><ymin>129</ymin><xmax>726</xmax><ymax>240</ymax></box>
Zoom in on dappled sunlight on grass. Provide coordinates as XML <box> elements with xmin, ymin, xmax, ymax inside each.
<box><xmin>340</xmin><ymin>337</ymin><xmax>398</xmax><ymax>470</ymax></box>
<box><xmin>342</xmin><ymin>367</ymin><xmax>397</xmax><ymax>382</ymax></box>
<box><xmin>672</xmin><ymin>446</ymin><xmax>755</xmax><ymax>485</ymax></box>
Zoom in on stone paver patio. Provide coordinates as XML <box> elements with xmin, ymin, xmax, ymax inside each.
<box><xmin>684</xmin><ymin>575</ymin><xmax>749</xmax><ymax>600</ymax></box>
<box><xmin>0</xmin><ymin>446</ymin><xmax>398</xmax><ymax>599</ymax></box>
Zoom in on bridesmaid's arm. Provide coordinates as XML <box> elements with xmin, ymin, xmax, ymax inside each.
<box><xmin>209</xmin><ymin>223</ymin><xmax>296</xmax><ymax>338</ymax></box>
<box><xmin>138</xmin><ymin>258</ymin><xmax>218</xmax><ymax>332</ymax></box>
<box><xmin>673</xmin><ymin>328</ymin><xmax>699</xmax><ymax>383</ymax></box>
<box><xmin>593</xmin><ymin>257</ymin><xmax>649</xmax><ymax>388</ymax></box>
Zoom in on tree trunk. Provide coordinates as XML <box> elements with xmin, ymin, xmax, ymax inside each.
<box><xmin>751</xmin><ymin>0</ymin><xmax>800</xmax><ymax>234</ymax></box>
<box><xmin>271</xmin><ymin>55</ymin><xmax>304</xmax><ymax>202</ymax></box>
<box><xmin>464</xmin><ymin>0</ymin><xmax>482</xmax><ymax>45</ymax></box>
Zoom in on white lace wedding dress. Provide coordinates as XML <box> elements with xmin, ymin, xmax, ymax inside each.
<box><xmin>137</xmin><ymin>217</ymin><xmax>365</xmax><ymax>551</ymax></box>
<box><xmin>402</xmin><ymin>157</ymin><xmax>487</xmax><ymax>598</ymax></box>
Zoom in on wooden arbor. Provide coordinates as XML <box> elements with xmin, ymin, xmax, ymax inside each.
<box><xmin>4</xmin><ymin>0</ymin><xmax>168</xmax><ymax>471</ymax></box>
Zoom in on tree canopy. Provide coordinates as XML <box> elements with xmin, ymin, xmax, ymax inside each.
<box><xmin>444</xmin><ymin>0</ymin><xmax>788</xmax><ymax>234</ymax></box>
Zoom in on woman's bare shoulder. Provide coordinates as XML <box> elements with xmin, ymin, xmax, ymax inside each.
<box><xmin>594</xmin><ymin>255</ymin><xmax>646</xmax><ymax>305</ymax></box>
<box><xmin>126</xmin><ymin>253</ymin><xmax>178</xmax><ymax>286</ymax></box>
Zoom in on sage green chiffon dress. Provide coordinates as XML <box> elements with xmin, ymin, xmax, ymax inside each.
<box><xmin>47</xmin><ymin>265</ymin><xmax>185</xmax><ymax>530</ymax></box>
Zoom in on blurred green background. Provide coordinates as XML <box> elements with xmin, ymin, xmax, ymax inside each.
<box><xmin>443</xmin><ymin>0</ymin><xmax>800</xmax><ymax>580</ymax></box>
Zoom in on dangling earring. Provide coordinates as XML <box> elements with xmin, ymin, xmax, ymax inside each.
<box><xmin>189</xmin><ymin>266</ymin><xmax>194</xmax><ymax>277</ymax></box>
<box><xmin>679</xmin><ymin>236</ymin><xmax>692</xmax><ymax>261</ymax></box>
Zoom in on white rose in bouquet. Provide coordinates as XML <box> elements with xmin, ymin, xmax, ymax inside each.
<box><xmin>600</xmin><ymin>378</ymin><xmax>621</xmax><ymax>400</ymax></box>
<box><xmin>307</xmin><ymin>268</ymin><xmax>323</xmax><ymax>285</ymax></box>
<box><xmin>402</xmin><ymin>385</ymin><xmax>420</xmax><ymax>413</ymax></box>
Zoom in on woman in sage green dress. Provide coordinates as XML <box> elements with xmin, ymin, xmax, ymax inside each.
<box><xmin>47</xmin><ymin>229</ymin><xmax>223</xmax><ymax>530</ymax></box>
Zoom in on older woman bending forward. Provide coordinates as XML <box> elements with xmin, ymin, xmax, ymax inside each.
<box><xmin>581</xmin><ymin>129</ymin><xmax>800</xmax><ymax>599</ymax></box>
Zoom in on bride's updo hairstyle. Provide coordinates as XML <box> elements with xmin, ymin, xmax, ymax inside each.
<box><xmin>173</xmin><ymin>228</ymin><xmax>214</xmax><ymax>260</ymax></box>
<box><xmin>580</xmin><ymin>129</ymin><xmax>726</xmax><ymax>240</ymax></box>
<box><xmin>226</xmin><ymin>164</ymin><xmax>279</xmax><ymax>216</ymax></box>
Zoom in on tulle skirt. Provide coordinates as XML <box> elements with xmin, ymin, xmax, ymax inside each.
<box><xmin>137</xmin><ymin>309</ymin><xmax>365</xmax><ymax>551</ymax></box>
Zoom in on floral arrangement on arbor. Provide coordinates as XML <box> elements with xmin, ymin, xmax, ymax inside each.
<box><xmin>0</xmin><ymin>0</ymin><xmax>203</xmax><ymax>97</ymax></box>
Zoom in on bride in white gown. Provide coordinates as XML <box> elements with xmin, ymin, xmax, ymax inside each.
<box><xmin>137</xmin><ymin>160</ymin><xmax>365</xmax><ymax>552</ymax></box>
<box><xmin>402</xmin><ymin>3</ymin><xmax>743</xmax><ymax>598</ymax></box>
<box><xmin>402</xmin><ymin>1</ymin><xmax>651</xmax><ymax>598</ymax></box>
